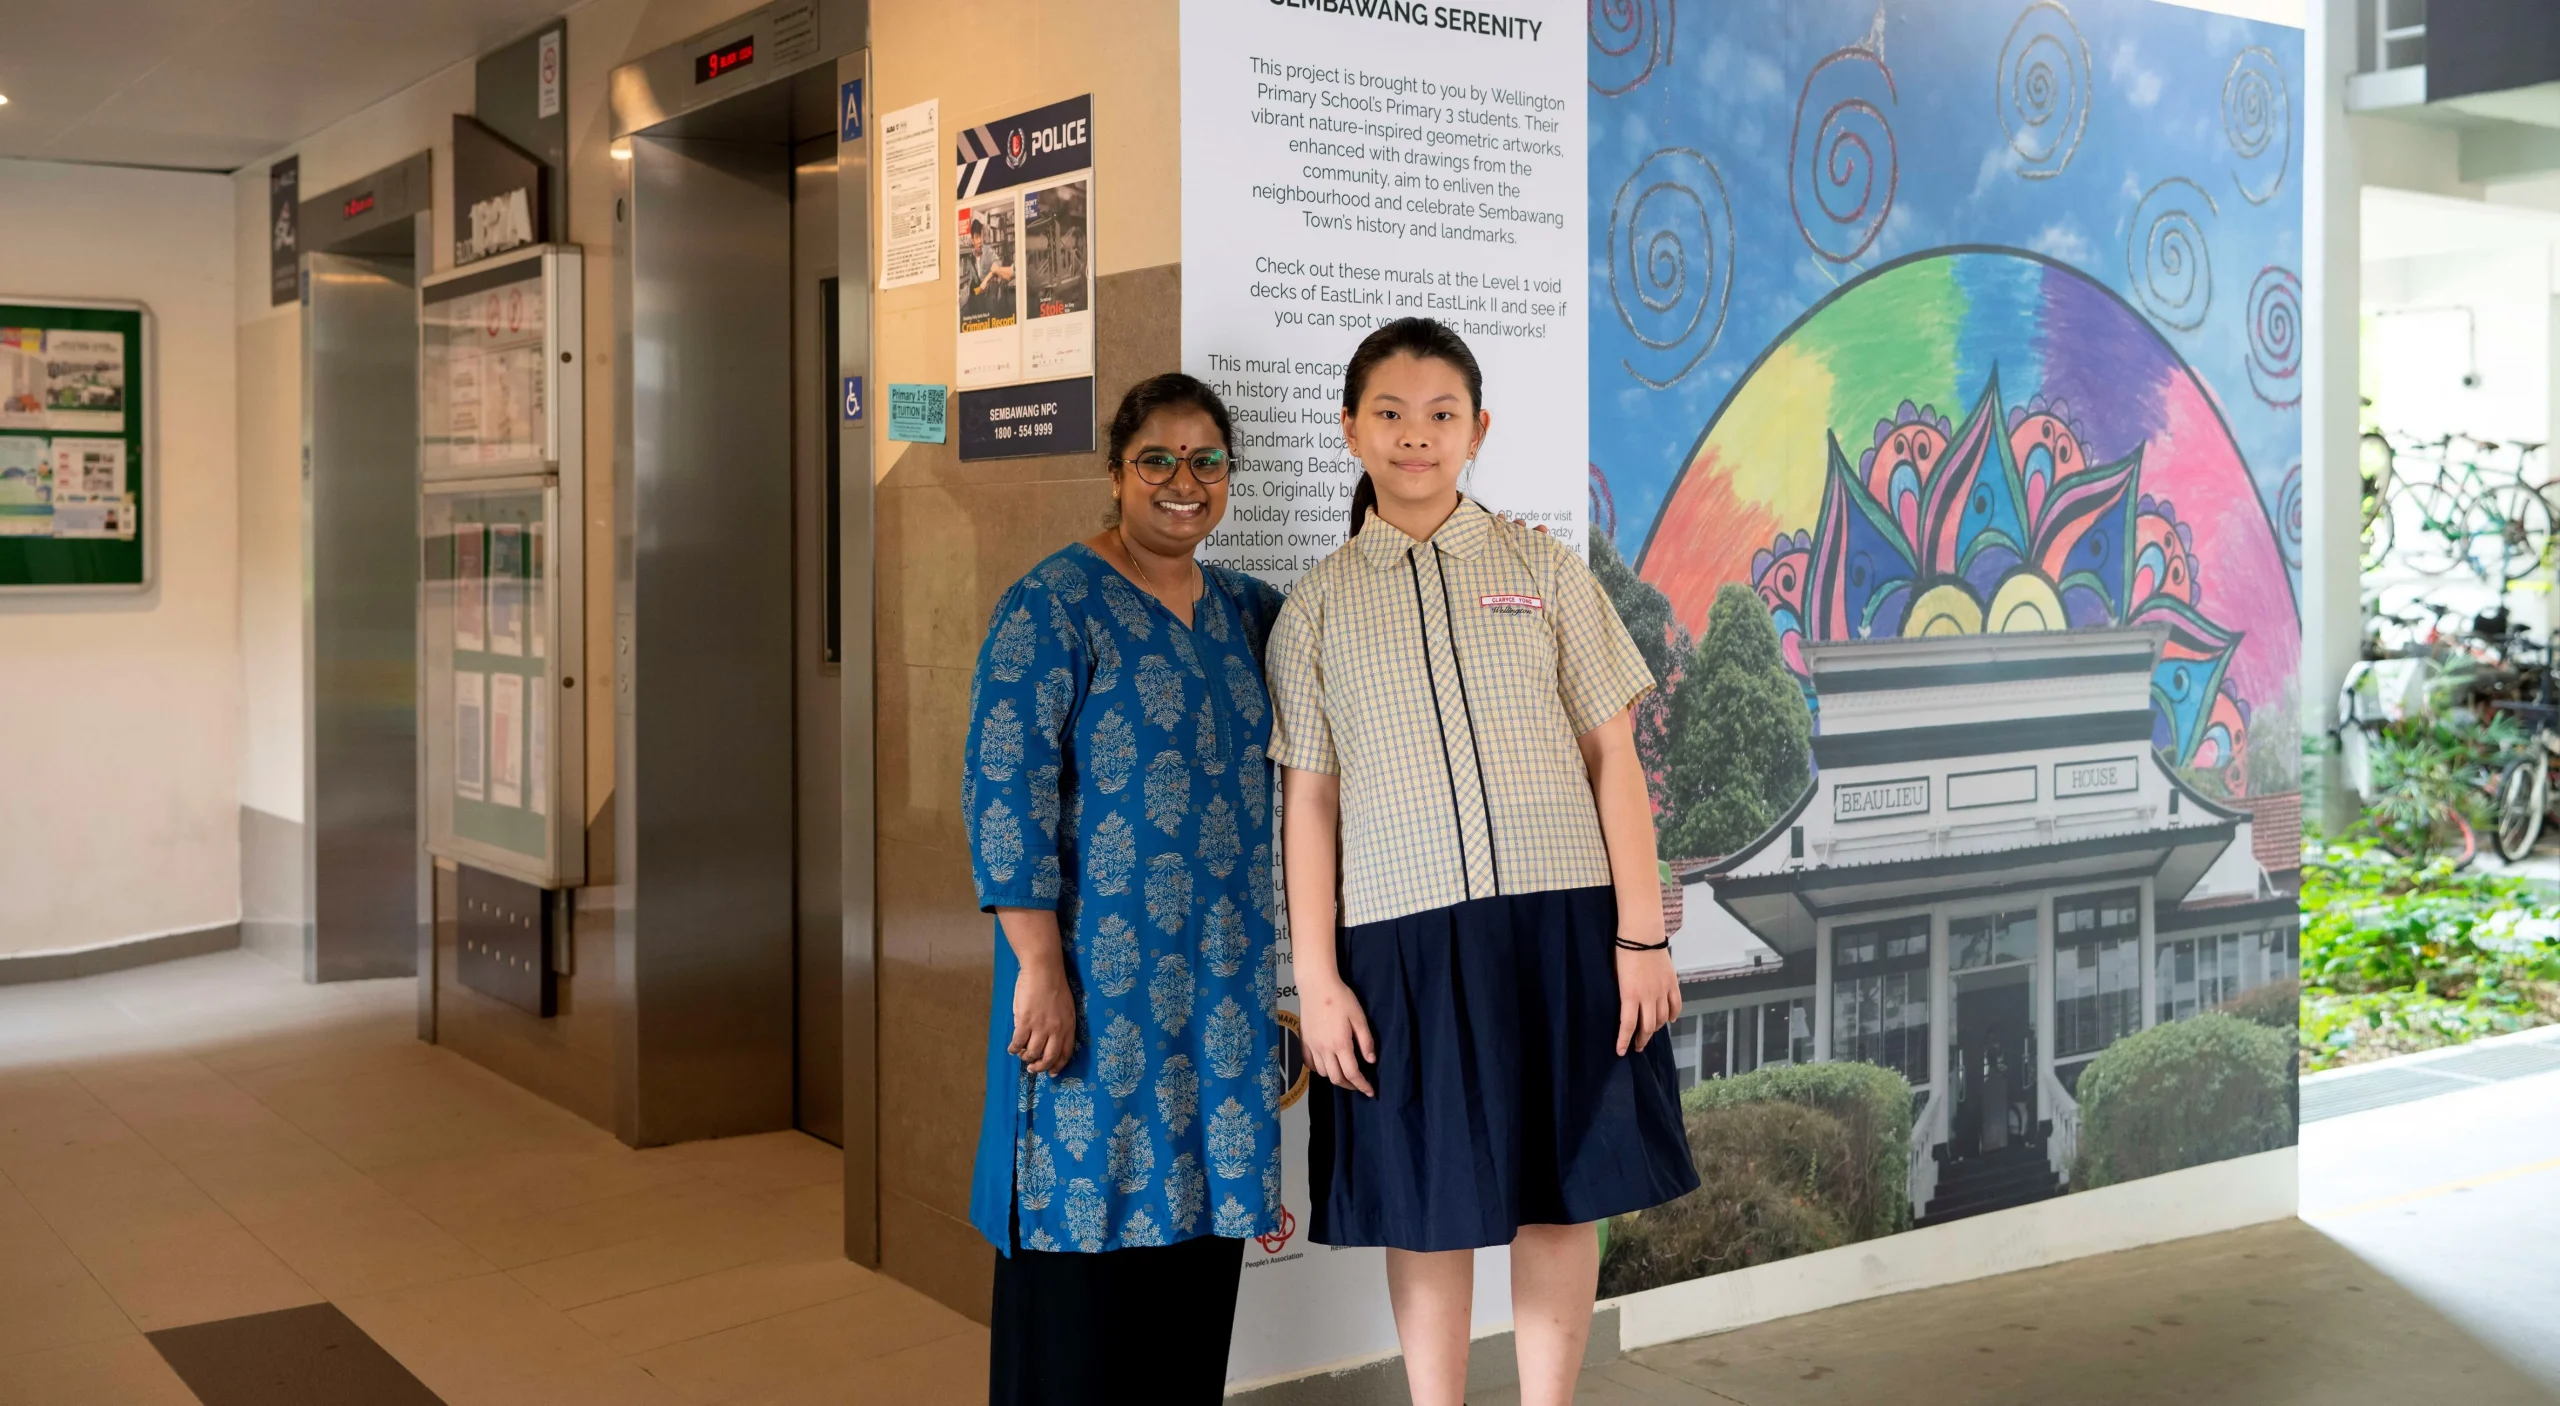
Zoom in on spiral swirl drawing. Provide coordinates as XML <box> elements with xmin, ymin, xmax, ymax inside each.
<box><xmin>1790</xmin><ymin>45</ymin><xmax>1900</xmax><ymax>265</ymax></box>
<box><xmin>2276</xmin><ymin>462</ymin><xmax>2304</xmax><ymax>570</ymax></box>
<box><xmin>2245</xmin><ymin>265</ymin><xmax>2301</xmax><ymax>408</ymax></box>
<box><xmin>1998</xmin><ymin>2</ymin><xmax>2090</xmax><ymax>181</ymax></box>
<box><xmin>1610</xmin><ymin>147</ymin><xmax>1735</xmax><ymax>389</ymax></box>
<box><xmin>2126</xmin><ymin>177</ymin><xmax>2217</xmax><ymax>333</ymax></box>
<box><xmin>1590</xmin><ymin>0</ymin><xmax>1674</xmax><ymax>97</ymax></box>
<box><xmin>2223</xmin><ymin>47</ymin><xmax>2291</xmax><ymax>205</ymax></box>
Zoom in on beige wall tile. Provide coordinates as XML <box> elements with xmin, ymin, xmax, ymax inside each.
<box><xmin>879</xmin><ymin>1189</ymin><xmax>994</xmax><ymax>1328</ymax></box>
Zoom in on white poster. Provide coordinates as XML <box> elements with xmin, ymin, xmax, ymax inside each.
<box><xmin>455</xmin><ymin>670</ymin><xmax>487</xmax><ymax>803</ymax></box>
<box><xmin>42</xmin><ymin>329</ymin><xmax>125</xmax><ymax>434</ymax></box>
<box><xmin>47</xmin><ymin>439</ymin><xmax>132</xmax><ymax>539</ymax></box>
<box><xmin>528</xmin><ymin>684</ymin><xmax>550</xmax><ymax>818</ymax></box>
<box><xmin>0</xmin><ymin>329</ymin><xmax>44</xmax><ymax>429</ymax></box>
<box><xmin>955</xmin><ymin>192</ymin><xmax>1022</xmax><ymax>389</ymax></box>
<box><xmin>489</xmin><ymin>672</ymin><xmax>524</xmax><ymax>809</ymax></box>
<box><xmin>1021</xmin><ymin>178</ymin><xmax>1094</xmax><ymax>380</ymax></box>
<box><xmin>879</xmin><ymin>99</ymin><xmax>942</xmax><ymax>290</ymax></box>
<box><xmin>1184</xmin><ymin>1</ymin><xmax>1586</xmax><ymax>590</ymax></box>
<box><xmin>1182</xmin><ymin>1</ymin><xmax>1583</xmax><ymax>1384</ymax></box>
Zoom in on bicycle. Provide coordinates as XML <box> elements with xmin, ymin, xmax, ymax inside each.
<box><xmin>2493</xmin><ymin>632</ymin><xmax>2558</xmax><ymax>862</ymax></box>
<box><xmin>2383</xmin><ymin>433</ymin><xmax>2554</xmax><ymax>583</ymax></box>
<box><xmin>2359</xmin><ymin>429</ymin><xmax>2395</xmax><ymax>570</ymax></box>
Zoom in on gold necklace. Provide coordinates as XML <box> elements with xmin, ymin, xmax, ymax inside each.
<box><xmin>1117</xmin><ymin>526</ymin><xmax>1194</xmax><ymax>601</ymax></box>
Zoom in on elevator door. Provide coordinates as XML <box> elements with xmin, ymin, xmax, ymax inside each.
<box><xmin>303</xmin><ymin>251</ymin><xmax>420</xmax><ymax>982</ymax></box>
<box><xmin>792</xmin><ymin>136</ymin><xmax>844</xmax><ymax>1145</ymax></box>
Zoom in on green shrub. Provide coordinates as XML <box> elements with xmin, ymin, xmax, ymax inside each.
<box><xmin>1598</xmin><ymin>1061</ymin><xmax>1913</xmax><ymax>1297</ymax></box>
<box><xmin>2216</xmin><ymin>978</ymin><xmax>2300</xmax><ymax>1031</ymax></box>
<box><xmin>2071</xmin><ymin>1013</ymin><xmax>2294</xmax><ymax>1191</ymax></box>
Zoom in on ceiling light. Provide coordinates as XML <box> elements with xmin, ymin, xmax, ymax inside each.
<box><xmin>609</xmin><ymin>141</ymin><xmax>631</xmax><ymax>160</ymax></box>
<box><xmin>0</xmin><ymin>96</ymin><xmax>12</xmax><ymax>107</ymax></box>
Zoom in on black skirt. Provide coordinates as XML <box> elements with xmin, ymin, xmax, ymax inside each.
<box><xmin>1309</xmin><ymin>885</ymin><xmax>1700</xmax><ymax>1252</ymax></box>
<box><xmin>989</xmin><ymin>1233</ymin><xmax>1246</xmax><ymax>1406</ymax></box>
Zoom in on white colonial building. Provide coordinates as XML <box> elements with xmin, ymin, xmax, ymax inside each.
<box><xmin>1661</xmin><ymin>627</ymin><xmax>2298</xmax><ymax>1225</ymax></box>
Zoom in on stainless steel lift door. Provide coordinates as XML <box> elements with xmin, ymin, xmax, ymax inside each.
<box><xmin>792</xmin><ymin>136</ymin><xmax>845</xmax><ymax>1147</ymax></box>
<box><xmin>303</xmin><ymin>251</ymin><xmax>420</xmax><ymax>982</ymax></box>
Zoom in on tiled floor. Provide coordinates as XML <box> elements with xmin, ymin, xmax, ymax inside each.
<box><xmin>0</xmin><ymin>948</ymin><xmax>984</xmax><ymax>1405</ymax></box>
<box><xmin>12</xmin><ymin>946</ymin><xmax>2558</xmax><ymax>1406</ymax></box>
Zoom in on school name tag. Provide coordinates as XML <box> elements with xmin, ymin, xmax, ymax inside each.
<box><xmin>1480</xmin><ymin>593</ymin><xmax>1545</xmax><ymax>614</ymax></box>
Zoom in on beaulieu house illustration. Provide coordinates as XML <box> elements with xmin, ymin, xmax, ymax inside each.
<box><xmin>1661</xmin><ymin>627</ymin><xmax>2300</xmax><ymax>1226</ymax></box>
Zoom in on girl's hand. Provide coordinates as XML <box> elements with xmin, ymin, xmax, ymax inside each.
<box><xmin>1614</xmin><ymin>945</ymin><xmax>1681</xmax><ymax>1056</ymax></box>
<box><xmin>1300</xmin><ymin>975</ymin><xmax>1378</xmax><ymax>1098</ymax></box>
<box><xmin>1010</xmin><ymin>962</ymin><xmax>1078</xmax><ymax>1076</ymax></box>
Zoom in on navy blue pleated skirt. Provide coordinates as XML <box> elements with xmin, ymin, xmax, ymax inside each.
<box><xmin>1308</xmin><ymin>885</ymin><xmax>1700</xmax><ymax>1252</ymax></box>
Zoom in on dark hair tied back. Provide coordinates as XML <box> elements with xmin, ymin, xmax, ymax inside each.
<box><xmin>1339</xmin><ymin>317</ymin><xmax>1483</xmax><ymax>536</ymax></box>
<box><xmin>1102</xmin><ymin>373</ymin><xmax>1236</xmax><ymax>527</ymax></box>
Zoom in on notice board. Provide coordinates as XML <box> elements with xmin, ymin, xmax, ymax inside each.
<box><xmin>0</xmin><ymin>299</ymin><xmax>149</xmax><ymax>590</ymax></box>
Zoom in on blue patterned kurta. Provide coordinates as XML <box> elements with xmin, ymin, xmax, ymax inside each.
<box><xmin>966</xmin><ymin>545</ymin><xmax>1288</xmax><ymax>1255</ymax></box>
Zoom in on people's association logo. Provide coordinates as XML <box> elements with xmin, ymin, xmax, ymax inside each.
<box><xmin>1272</xmin><ymin>1009</ymin><xmax>1311</xmax><ymax>1111</ymax></box>
<box><xmin>1256</xmin><ymin>1206</ymin><xmax>1296</xmax><ymax>1255</ymax></box>
<box><xmin>1005</xmin><ymin>128</ymin><xmax>1027</xmax><ymax>169</ymax></box>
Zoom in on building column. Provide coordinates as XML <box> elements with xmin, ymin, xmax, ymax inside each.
<box><xmin>2304</xmin><ymin>0</ymin><xmax>2366</xmax><ymax>834</ymax></box>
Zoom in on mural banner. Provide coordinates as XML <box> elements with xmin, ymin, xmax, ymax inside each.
<box><xmin>1185</xmin><ymin>0</ymin><xmax>1589</xmax><ymax>588</ymax></box>
<box><xmin>1586</xmin><ymin>0</ymin><xmax>2303</xmax><ymax>1304</ymax></box>
<box><xmin>1176</xmin><ymin>0</ymin><xmax>2303</xmax><ymax>1384</ymax></box>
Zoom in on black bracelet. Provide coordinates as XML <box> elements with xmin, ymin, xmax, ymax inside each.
<box><xmin>1613</xmin><ymin>937</ymin><xmax>1670</xmax><ymax>952</ymax></box>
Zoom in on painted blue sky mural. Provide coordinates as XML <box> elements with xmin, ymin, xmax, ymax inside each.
<box><xmin>1587</xmin><ymin>0</ymin><xmax>2304</xmax><ymax>577</ymax></box>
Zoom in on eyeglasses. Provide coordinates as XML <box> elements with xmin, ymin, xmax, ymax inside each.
<box><xmin>1111</xmin><ymin>450</ymin><xmax>1233</xmax><ymax>485</ymax></box>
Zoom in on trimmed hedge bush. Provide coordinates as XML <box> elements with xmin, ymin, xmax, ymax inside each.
<box><xmin>2216</xmin><ymin>978</ymin><xmax>2301</xmax><ymax>1032</ymax></box>
<box><xmin>1598</xmin><ymin>1061</ymin><xmax>1913</xmax><ymax>1298</ymax></box>
<box><xmin>2071</xmin><ymin>1013</ymin><xmax>2295</xmax><ymax>1191</ymax></box>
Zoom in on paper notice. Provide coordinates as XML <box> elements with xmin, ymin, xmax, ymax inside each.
<box><xmin>489</xmin><ymin>524</ymin><xmax>526</xmax><ymax>657</ymax></box>
<box><xmin>955</xmin><ymin>193</ymin><xmax>1022</xmax><ymax>388</ymax></box>
<box><xmin>455</xmin><ymin>524</ymin><xmax>486</xmax><ymax>653</ymax></box>
<box><xmin>47</xmin><ymin>439</ymin><xmax>132</xmax><ymax>537</ymax></box>
<box><xmin>42</xmin><ymin>330</ymin><xmax>124</xmax><ymax>433</ymax></box>
<box><xmin>879</xmin><ymin>99</ymin><xmax>941</xmax><ymax>290</ymax></box>
<box><xmin>455</xmin><ymin>670</ymin><xmax>487</xmax><ymax>802</ymax></box>
<box><xmin>490</xmin><ymin>672</ymin><xmax>524</xmax><ymax>809</ymax></box>
<box><xmin>529</xmin><ymin>520</ymin><xmax>548</xmax><ymax>658</ymax></box>
<box><xmin>0</xmin><ymin>437</ymin><xmax>50</xmax><ymax>536</ymax></box>
<box><xmin>529</xmin><ymin>684</ymin><xmax>550</xmax><ymax>818</ymax></box>
<box><xmin>0</xmin><ymin>329</ymin><xmax>44</xmax><ymax>429</ymax></box>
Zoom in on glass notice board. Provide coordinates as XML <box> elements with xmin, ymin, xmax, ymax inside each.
<box><xmin>0</xmin><ymin>299</ymin><xmax>149</xmax><ymax>590</ymax></box>
<box><xmin>424</xmin><ymin>482</ymin><xmax>583</xmax><ymax>886</ymax></box>
<box><xmin>418</xmin><ymin>244</ymin><xmax>584</xmax><ymax>887</ymax></box>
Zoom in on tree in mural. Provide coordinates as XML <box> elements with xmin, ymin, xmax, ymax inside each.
<box><xmin>1660</xmin><ymin>584</ymin><xmax>1813</xmax><ymax>861</ymax></box>
<box><xmin>1592</xmin><ymin>533</ymin><xmax>1689</xmax><ymax>821</ymax></box>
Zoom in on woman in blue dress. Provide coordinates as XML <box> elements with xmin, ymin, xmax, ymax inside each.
<box><xmin>965</xmin><ymin>373</ymin><xmax>1287</xmax><ymax>1404</ymax></box>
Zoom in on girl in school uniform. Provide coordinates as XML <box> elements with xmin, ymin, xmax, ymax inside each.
<box><xmin>1266</xmin><ymin>318</ymin><xmax>1698</xmax><ymax>1406</ymax></box>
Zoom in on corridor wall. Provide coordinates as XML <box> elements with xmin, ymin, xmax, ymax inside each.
<box><xmin>0</xmin><ymin>159</ymin><xmax>238</xmax><ymax>961</ymax></box>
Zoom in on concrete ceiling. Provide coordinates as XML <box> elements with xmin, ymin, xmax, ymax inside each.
<box><xmin>0</xmin><ymin>0</ymin><xmax>571</xmax><ymax>172</ymax></box>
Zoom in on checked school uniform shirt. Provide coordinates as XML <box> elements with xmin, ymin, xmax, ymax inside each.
<box><xmin>1265</xmin><ymin>497</ymin><xmax>1656</xmax><ymax>927</ymax></box>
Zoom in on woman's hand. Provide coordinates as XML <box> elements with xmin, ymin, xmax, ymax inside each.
<box><xmin>1010</xmin><ymin>960</ymin><xmax>1078</xmax><ymax>1075</ymax></box>
<box><xmin>1300</xmin><ymin>974</ymin><xmax>1378</xmax><ymax>1098</ymax></box>
<box><xmin>1614</xmin><ymin>945</ymin><xmax>1681</xmax><ymax>1056</ymax></box>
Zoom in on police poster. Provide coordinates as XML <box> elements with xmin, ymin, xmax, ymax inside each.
<box><xmin>955</xmin><ymin>94</ymin><xmax>1098</xmax><ymax>460</ymax></box>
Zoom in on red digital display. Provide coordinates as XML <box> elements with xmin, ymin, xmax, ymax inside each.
<box><xmin>343</xmin><ymin>193</ymin><xmax>375</xmax><ymax>219</ymax></box>
<box><xmin>694</xmin><ymin>36</ymin><xmax>754</xmax><ymax>83</ymax></box>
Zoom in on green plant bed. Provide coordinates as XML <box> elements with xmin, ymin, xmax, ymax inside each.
<box><xmin>2300</xmin><ymin>841</ymin><xmax>2560</xmax><ymax>1072</ymax></box>
<box><xmin>1598</xmin><ymin>1061</ymin><xmax>1912</xmax><ymax>1298</ymax></box>
<box><xmin>2072</xmin><ymin>1013</ymin><xmax>2296</xmax><ymax>1191</ymax></box>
